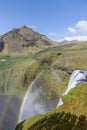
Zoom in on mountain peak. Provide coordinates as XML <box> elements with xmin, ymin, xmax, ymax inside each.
<box><xmin>19</xmin><ymin>25</ymin><xmax>33</xmax><ymax>30</ymax></box>
<box><xmin>20</xmin><ymin>25</ymin><xmax>28</xmax><ymax>28</ymax></box>
<box><xmin>0</xmin><ymin>25</ymin><xmax>58</xmax><ymax>55</ymax></box>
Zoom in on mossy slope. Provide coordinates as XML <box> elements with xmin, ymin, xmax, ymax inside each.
<box><xmin>15</xmin><ymin>111</ymin><xmax>87</xmax><ymax>130</ymax></box>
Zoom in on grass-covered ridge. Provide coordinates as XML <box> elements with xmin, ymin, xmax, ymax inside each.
<box><xmin>56</xmin><ymin>82</ymin><xmax>87</xmax><ymax>117</ymax></box>
<box><xmin>15</xmin><ymin>81</ymin><xmax>87</xmax><ymax>130</ymax></box>
<box><xmin>0</xmin><ymin>43</ymin><xmax>87</xmax><ymax>97</ymax></box>
<box><xmin>15</xmin><ymin>111</ymin><xmax>87</xmax><ymax>130</ymax></box>
<box><xmin>0</xmin><ymin>45</ymin><xmax>65</xmax><ymax>97</ymax></box>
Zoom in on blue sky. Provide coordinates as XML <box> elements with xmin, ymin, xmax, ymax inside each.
<box><xmin>0</xmin><ymin>0</ymin><xmax>87</xmax><ymax>41</ymax></box>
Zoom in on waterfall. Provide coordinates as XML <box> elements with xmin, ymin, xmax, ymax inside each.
<box><xmin>57</xmin><ymin>70</ymin><xmax>87</xmax><ymax>107</ymax></box>
<box><xmin>20</xmin><ymin>70</ymin><xmax>87</xmax><ymax>120</ymax></box>
<box><xmin>56</xmin><ymin>97</ymin><xmax>63</xmax><ymax>107</ymax></box>
<box><xmin>63</xmin><ymin>70</ymin><xmax>87</xmax><ymax>95</ymax></box>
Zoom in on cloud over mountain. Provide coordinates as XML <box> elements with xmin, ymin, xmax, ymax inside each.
<box><xmin>63</xmin><ymin>20</ymin><xmax>87</xmax><ymax>41</ymax></box>
<box><xmin>68</xmin><ymin>20</ymin><xmax>87</xmax><ymax>34</ymax></box>
<box><xmin>65</xmin><ymin>35</ymin><xmax>87</xmax><ymax>41</ymax></box>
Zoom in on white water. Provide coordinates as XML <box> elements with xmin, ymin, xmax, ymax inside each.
<box><xmin>56</xmin><ymin>97</ymin><xmax>63</xmax><ymax>107</ymax></box>
<box><xmin>57</xmin><ymin>70</ymin><xmax>87</xmax><ymax>107</ymax></box>
<box><xmin>63</xmin><ymin>70</ymin><xmax>87</xmax><ymax>95</ymax></box>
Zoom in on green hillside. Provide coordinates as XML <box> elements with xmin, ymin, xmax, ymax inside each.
<box><xmin>15</xmin><ymin>111</ymin><xmax>87</xmax><ymax>130</ymax></box>
<box><xmin>56</xmin><ymin>83</ymin><xmax>87</xmax><ymax>117</ymax></box>
<box><xmin>0</xmin><ymin>42</ymin><xmax>87</xmax><ymax>97</ymax></box>
<box><xmin>0</xmin><ymin>41</ymin><xmax>87</xmax><ymax>130</ymax></box>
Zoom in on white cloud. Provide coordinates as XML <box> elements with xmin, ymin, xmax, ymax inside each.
<box><xmin>76</xmin><ymin>20</ymin><xmax>87</xmax><ymax>32</ymax></box>
<box><xmin>49</xmin><ymin>32</ymin><xmax>57</xmax><ymax>36</ymax></box>
<box><xmin>68</xmin><ymin>27</ymin><xmax>77</xmax><ymax>33</ymax></box>
<box><xmin>68</xmin><ymin>20</ymin><xmax>87</xmax><ymax>33</ymax></box>
<box><xmin>64</xmin><ymin>35</ymin><xmax>87</xmax><ymax>41</ymax></box>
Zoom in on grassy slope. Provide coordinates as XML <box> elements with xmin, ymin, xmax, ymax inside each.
<box><xmin>0</xmin><ymin>42</ymin><xmax>87</xmax><ymax>97</ymax></box>
<box><xmin>0</xmin><ymin>55</ymin><xmax>35</xmax><ymax>97</ymax></box>
<box><xmin>14</xmin><ymin>42</ymin><xmax>87</xmax><ymax>130</ymax></box>
<box><xmin>15</xmin><ymin>111</ymin><xmax>87</xmax><ymax>130</ymax></box>
<box><xmin>15</xmin><ymin>83</ymin><xmax>87</xmax><ymax>130</ymax></box>
<box><xmin>56</xmin><ymin>83</ymin><xmax>87</xmax><ymax>117</ymax></box>
<box><xmin>0</xmin><ymin>45</ymin><xmax>66</xmax><ymax>97</ymax></box>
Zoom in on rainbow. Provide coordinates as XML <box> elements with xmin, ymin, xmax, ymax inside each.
<box><xmin>18</xmin><ymin>80</ymin><xmax>35</xmax><ymax>122</ymax></box>
<box><xmin>0</xmin><ymin>71</ymin><xmax>43</xmax><ymax>130</ymax></box>
<box><xmin>18</xmin><ymin>70</ymin><xmax>43</xmax><ymax>123</ymax></box>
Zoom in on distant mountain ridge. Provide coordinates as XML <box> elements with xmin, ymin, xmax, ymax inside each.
<box><xmin>0</xmin><ymin>26</ymin><xmax>59</xmax><ymax>55</ymax></box>
<box><xmin>61</xmin><ymin>40</ymin><xmax>79</xmax><ymax>44</ymax></box>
